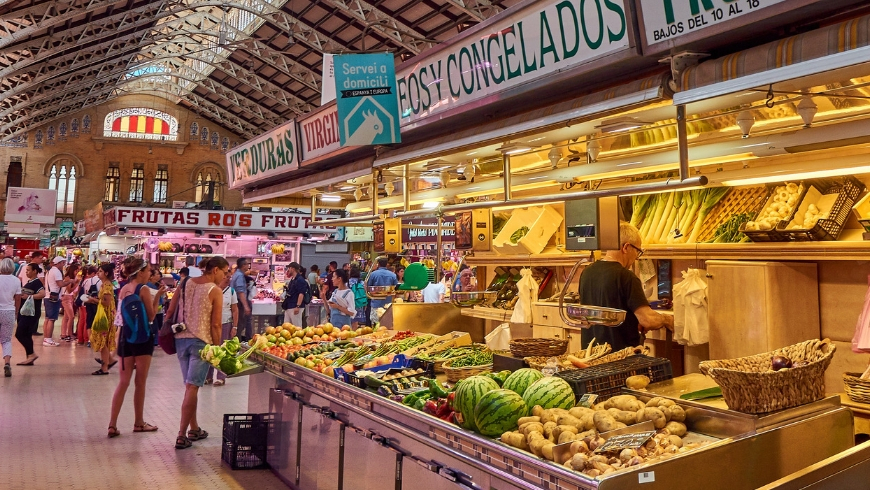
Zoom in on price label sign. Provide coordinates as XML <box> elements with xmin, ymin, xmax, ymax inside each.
<box><xmin>594</xmin><ymin>431</ymin><xmax>656</xmax><ymax>454</ymax></box>
<box><xmin>577</xmin><ymin>394</ymin><xmax>598</xmax><ymax>408</ymax></box>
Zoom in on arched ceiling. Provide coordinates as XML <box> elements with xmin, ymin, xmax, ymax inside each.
<box><xmin>0</xmin><ymin>0</ymin><xmax>516</xmax><ymax>142</ymax></box>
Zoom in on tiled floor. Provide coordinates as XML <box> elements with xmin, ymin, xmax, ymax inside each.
<box><xmin>0</xmin><ymin>321</ymin><xmax>286</xmax><ymax>490</ymax></box>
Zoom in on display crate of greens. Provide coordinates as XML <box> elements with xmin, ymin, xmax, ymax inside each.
<box><xmin>778</xmin><ymin>176</ymin><xmax>865</xmax><ymax>241</ymax></box>
<box><xmin>414</xmin><ymin>344</ymin><xmax>487</xmax><ymax>372</ymax></box>
<box><xmin>697</xmin><ymin>186</ymin><xmax>770</xmax><ymax>243</ymax></box>
<box><xmin>555</xmin><ymin>355</ymin><xmax>672</xmax><ymax>401</ymax></box>
<box><xmin>442</xmin><ymin>349</ymin><xmax>494</xmax><ymax>382</ymax></box>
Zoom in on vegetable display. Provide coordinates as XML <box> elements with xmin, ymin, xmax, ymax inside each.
<box><xmin>510</xmin><ymin>226</ymin><xmax>530</xmax><ymax>244</ymax></box>
<box><xmin>634</xmin><ymin>189</ymin><xmax>729</xmax><ymax>244</ymax></box>
<box><xmin>200</xmin><ymin>335</ymin><xmax>268</xmax><ymax>375</ymax></box>
<box><xmin>708</xmin><ymin>212</ymin><xmax>754</xmax><ymax>243</ymax></box>
<box><xmin>744</xmin><ymin>182</ymin><xmax>803</xmax><ymax>231</ymax></box>
<box><xmin>448</xmin><ymin>350</ymin><xmax>494</xmax><ymax>367</ymax></box>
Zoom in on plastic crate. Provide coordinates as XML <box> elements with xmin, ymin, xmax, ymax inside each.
<box><xmin>221</xmin><ymin>414</ymin><xmax>274</xmax><ymax>470</ymax></box>
<box><xmin>555</xmin><ymin>355</ymin><xmax>673</xmax><ymax>401</ymax></box>
<box><xmin>739</xmin><ymin>183</ymin><xmax>806</xmax><ymax>242</ymax></box>
<box><xmin>778</xmin><ymin>176</ymin><xmax>865</xmax><ymax>241</ymax></box>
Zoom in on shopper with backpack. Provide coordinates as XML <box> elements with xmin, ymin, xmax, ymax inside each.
<box><xmin>349</xmin><ymin>266</ymin><xmax>368</xmax><ymax>329</ymax></box>
<box><xmin>282</xmin><ymin>262</ymin><xmax>309</xmax><ymax>326</ymax></box>
<box><xmin>107</xmin><ymin>258</ymin><xmax>167</xmax><ymax>438</ymax></box>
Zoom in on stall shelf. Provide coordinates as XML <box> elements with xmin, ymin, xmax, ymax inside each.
<box><xmin>248</xmin><ymin>350</ymin><xmax>855</xmax><ymax>490</ymax></box>
<box><xmin>642</xmin><ymin>236</ymin><xmax>870</xmax><ymax>261</ymax></box>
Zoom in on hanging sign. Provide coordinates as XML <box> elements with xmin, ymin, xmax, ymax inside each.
<box><xmin>107</xmin><ymin>207</ymin><xmax>338</xmax><ymax>234</ymax></box>
<box><xmin>299</xmin><ymin>105</ymin><xmax>341</xmax><ymax>162</ymax></box>
<box><xmin>396</xmin><ymin>0</ymin><xmax>631</xmax><ymax>127</ymax></box>
<box><xmin>638</xmin><ymin>0</ymin><xmax>786</xmax><ymax>48</ymax></box>
<box><xmin>334</xmin><ymin>53</ymin><xmax>401</xmax><ymax>147</ymax></box>
<box><xmin>321</xmin><ymin>54</ymin><xmax>337</xmax><ymax>105</ymax></box>
<box><xmin>402</xmin><ymin>218</ymin><xmax>456</xmax><ymax>243</ymax></box>
<box><xmin>5</xmin><ymin>187</ymin><xmax>57</xmax><ymax>224</ymax></box>
<box><xmin>226</xmin><ymin>118</ymin><xmax>299</xmax><ymax>189</ymax></box>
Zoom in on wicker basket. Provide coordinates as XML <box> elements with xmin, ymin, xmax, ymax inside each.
<box><xmin>844</xmin><ymin>372</ymin><xmax>870</xmax><ymax>404</ymax></box>
<box><xmin>525</xmin><ymin>345</ymin><xmax>614</xmax><ymax>371</ymax></box>
<box><xmin>587</xmin><ymin>346</ymin><xmax>650</xmax><ymax>367</ymax></box>
<box><xmin>442</xmin><ymin>359</ymin><xmax>493</xmax><ymax>383</ymax></box>
<box><xmin>699</xmin><ymin>339</ymin><xmax>836</xmax><ymax>414</ymax></box>
<box><xmin>510</xmin><ymin>338</ymin><xmax>568</xmax><ymax>358</ymax></box>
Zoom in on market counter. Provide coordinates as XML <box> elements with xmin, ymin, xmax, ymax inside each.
<box><xmin>380</xmin><ymin>302</ymin><xmax>487</xmax><ymax>343</ymax></box>
<box><xmin>248</xmin><ymin>353</ymin><xmax>856</xmax><ymax>490</ymax></box>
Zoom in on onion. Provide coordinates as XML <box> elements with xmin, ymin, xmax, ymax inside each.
<box><xmin>771</xmin><ymin>355</ymin><xmax>793</xmax><ymax>371</ymax></box>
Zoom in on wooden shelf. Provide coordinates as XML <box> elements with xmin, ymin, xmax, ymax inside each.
<box><xmin>644</xmin><ymin>240</ymin><xmax>870</xmax><ymax>261</ymax></box>
<box><xmin>465</xmin><ymin>252</ymin><xmax>591</xmax><ymax>267</ymax></box>
<box><xmin>459</xmin><ymin>306</ymin><xmax>514</xmax><ymax>322</ymax></box>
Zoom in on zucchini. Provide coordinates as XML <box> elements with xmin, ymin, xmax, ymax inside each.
<box><xmin>364</xmin><ymin>375</ymin><xmax>387</xmax><ymax>388</ymax></box>
<box><xmin>679</xmin><ymin>387</ymin><xmax>723</xmax><ymax>401</ymax></box>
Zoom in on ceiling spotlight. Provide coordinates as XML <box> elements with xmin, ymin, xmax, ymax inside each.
<box><xmin>320</xmin><ymin>194</ymin><xmax>342</xmax><ymax>202</ymax></box>
<box><xmin>587</xmin><ymin>137</ymin><xmax>601</xmax><ymax>163</ymax></box>
<box><xmin>267</xmin><ymin>232</ymin><xmax>278</xmax><ymax>239</ymax></box>
<box><xmin>797</xmin><ymin>97</ymin><xmax>818</xmax><ymax>128</ymax></box>
<box><xmin>232</xmin><ymin>230</ymin><xmax>241</xmax><ymax>237</ymax></box>
<box><xmin>157</xmin><ymin>227</ymin><xmax>167</xmax><ymax>235</ymax></box>
<box><xmin>736</xmin><ymin>110</ymin><xmax>755</xmax><ymax>138</ymax></box>
<box><xmin>353</xmin><ymin>188</ymin><xmax>363</xmax><ymax>201</ymax></box>
<box><xmin>425</xmin><ymin>159</ymin><xmax>452</xmax><ymax>171</ymax></box>
<box><xmin>384</xmin><ymin>181</ymin><xmax>395</xmax><ymax>196</ymax></box>
<box><xmin>548</xmin><ymin>147</ymin><xmax>562</xmax><ymax>169</ymax></box>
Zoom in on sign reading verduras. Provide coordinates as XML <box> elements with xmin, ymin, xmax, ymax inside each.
<box><xmin>5</xmin><ymin>187</ymin><xmax>57</xmax><ymax>224</ymax></box>
<box><xmin>334</xmin><ymin>53</ymin><xmax>401</xmax><ymax>147</ymax></box>
<box><xmin>396</xmin><ymin>0</ymin><xmax>631</xmax><ymax>126</ymax></box>
<box><xmin>106</xmin><ymin>207</ymin><xmax>338</xmax><ymax>234</ymax></box>
<box><xmin>638</xmin><ymin>0</ymin><xmax>786</xmax><ymax>47</ymax></box>
<box><xmin>226</xmin><ymin>119</ymin><xmax>298</xmax><ymax>189</ymax></box>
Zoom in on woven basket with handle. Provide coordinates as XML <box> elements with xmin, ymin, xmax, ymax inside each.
<box><xmin>844</xmin><ymin>372</ymin><xmax>870</xmax><ymax>404</ymax></box>
<box><xmin>510</xmin><ymin>338</ymin><xmax>568</xmax><ymax>358</ymax></box>
<box><xmin>699</xmin><ymin>339</ymin><xmax>835</xmax><ymax>414</ymax></box>
<box><xmin>442</xmin><ymin>359</ymin><xmax>493</xmax><ymax>383</ymax></box>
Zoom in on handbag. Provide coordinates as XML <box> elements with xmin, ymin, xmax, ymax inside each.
<box><xmin>158</xmin><ymin>278</ymin><xmax>187</xmax><ymax>355</ymax></box>
<box><xmin>20</xmin><ymin>296</ymin><xmax>35</xmax><ymax>316</ymax></box>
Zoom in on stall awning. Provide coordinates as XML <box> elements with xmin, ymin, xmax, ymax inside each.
<box><xmin>676</xmin><ymin>14</ymin><xmax>870</xmax><ymax>105</ymax></box>
<box><xmin>374</xmin><ymin>73</ymin><xmax>671</xmax><ymax>168</ymax></box>
<box><xmin>242</xmin><ymin>156</ymin><xmax>374</xmax><ymax>204</ymax></box>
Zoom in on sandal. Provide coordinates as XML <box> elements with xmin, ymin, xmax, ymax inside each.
<box><xmin>187</xmin><ymin>427</ymin><xmax>208</xmax><ymax>441</ymax></box>
<box><xmin>213</xmin><ymin>379</ymin><xmax>225</xmax><ymax>386</ymax></box>
<box><xmin>107</xmin><ymin>360</ymin><xmax>118</xmax><ymax>370</ymax></box>
<box><xmin>108</xmin><ymin>426</ymin><xmax>120</xmax><ymax>438</ymax></box>
<box><xmin>133</xmin><ymin>422</ymin><xmax>158</xmax><ymax>432</ymax></box>
<box><xmin>92</xmin><ymin>369</ymin><xmax>109</xmax><ymax>375</ymax></box>
<box><xmin>175</xmin><ymin>435</ymin><xmax>192</xmax><ymax>449</ymax></box>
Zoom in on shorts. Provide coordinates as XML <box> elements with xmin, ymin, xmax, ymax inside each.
<box><xmin>118</xmin><ymin>336</ymin><xmax>155</xmax><ymax>357</ymax></box>
<box><xmin>44</xmin><ymin>299</ymin><xmax>60</xmax><ymax>320</ymax></box>
<box><xmin>176</xmin><ymin>337</ymin><xmax>210</xmax><ymax>387</ymax></box>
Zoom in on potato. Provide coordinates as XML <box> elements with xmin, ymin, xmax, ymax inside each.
<box><xmin>593</xmin><ymin>411</ymin><xmax>620</xmax><ymax>433</ymax></box>
<box><xmin>625</xmin><ymin>375</ymin><xmax>651</xmax><ymax>390</ymax></box>
<box><xmin>665</xmin><ymin>421</ymin><xmax>687</xmax><ymax>437</ymax></box>
<box><xmin>569</xmin><ymin>407</ymin><xmax>595</xmax><ymax>419</ymax></box>
<box><xmin>543</xmin><ymin>421</ymin><xmax>558</xmax><ymax>438</ymax></box>
<box><xmin>577</xmin><ymin>429</ymin><xmax>596</xmax><ymax>441</ymax></box>
<box><xmin>519</xmin><ymin>422</ymin><xmax>544</xmax><ymax>436</ymax></box>
<box><xmin>636</xmin><ymin>407</ymin><xmax>667</xmax><ymax>429</ymax></box>
<box><xmin>668</xmin><ymin>435</ymin><xmax>683</xmax><ymax>448</ymax></box>
<box><xmin>558</xmin><ymin>431</ymin><xmax>578</xmax><ymax>444</ymax></box>
<box><xmin>570</xmin><ymin>440</ymin><xmax>590</xmax><ymax>455</ymax></box>
<box><xmin>646</xmin><ymin>397</ymin><xmax>664</xmax><ymax>407</ymax></box>
<box><xmin>556</xmin><ymin>414</ymin><xmax>584</xmax><ymax>429</ymax></box>
<box><xmin>668</xmin><ymin>405</ymin><xmax>686</xmax><ymax>423</ymax></box>
<box><xmin>529</xmin><ymin>437</ymin><xmax>549</xmax><ymax>457</ymax></box>
<box><xmin>604</xmin><ymin>395</ymin><xmax>640</xmax><ymax>412</ymax></box>
<box><xmin>658</xmin><ymin>399</ymin><xmax>676</xmax><ymax>408</ymax></box>
<box><xmin>607</xmin><ymin>408</ymin><xmax>638</xmax><ymax>425</ymax></box>
<box><xmin>541</xmin><ymin>442</ymin><xmax>557</xmax><ymax>461</ymax></box>
<box><xmin>570</xmin><ymin>453</ymin><xmax>590</xmax><ymax>471</ymax></box>
<box><xmin>553</xmin><ymin>424</ymin><xmax>579</xmax><ymax>438</ymax></box>
<box><xmin>528</xmin><ymin>431</ymin><xmax>545</xmax><ymax>442</ymax></box>
<box><xmin>541</xmin><ymin>410</ymin><xmax>560</xmax><ymax>425</ymax></box>
<box><xmin>614</xmin><ymin>422</ymin><xmax>627</xmax><ymax>430</ymax></box>
<box><xmin>500</xmin><ymin>431</ymin><xmax>528</xmax><ymax>450</ymax></box>
<box><xmin>517</xmin><ymin>416</ymin><xmax>540</xmax><ymax>426</ymax></box>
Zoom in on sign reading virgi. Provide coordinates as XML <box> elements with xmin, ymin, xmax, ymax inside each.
<box><xmin>640</xmin><ymin>0</ymin><xmax>786</xmax><ymax>45</ymax></box>
<box><xmin>226</xmin><ymin>118</ymin><xmax>298</xmax><ymax>189</ymax></box>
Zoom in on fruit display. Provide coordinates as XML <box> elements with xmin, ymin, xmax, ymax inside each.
<box><xmin>502</xmin><ymin>368</ymin><xmax>545</xmax><ymax>396</ymax></box>
<box><xmin>632</xmin><ymin>188</ymin><xmax>730</xmax><ymax>244</ymax></box>
<box><xmin>270</xmin><ymin>243</ymin><xmax>286</xmax><ymax>254</ymax></box>
<box><xmin>498</xmin><ymin>394</ymin><xmax>708</xmax><ymax>480</ymax></box>
<box><xmin>474</xmin><ymin>389</ymin><xmax>528</xmax><ymax>437</ymax></box>
<box><xmin>453</xmin><ymin>375</ymin><xmax>501</xmax><ymax>431</ymax></box>
<box><xmin>522</xmin><ymin>377</ymin><xmax>575</xmax><ymax>411</ymax></box>
<box><xmin>158</xmin><ymin>241</ymin><xmax>174</xmax><ymax>252</ymax></box>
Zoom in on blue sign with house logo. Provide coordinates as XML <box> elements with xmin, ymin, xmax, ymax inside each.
<box><xmin>334</xmin><ymin>53</ymin><xmax>401</xmax><ymax>147</ymax></box>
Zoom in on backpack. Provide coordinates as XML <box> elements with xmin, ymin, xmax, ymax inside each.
<box><xmin>351</xmin><ymin>281</ymin><xmax>367</xmax><ymax>310</ymax></box>
<box><xmin>283</xmin><ymin>276</ymin><xmax>312</xmax><ymax>310</ymax></box>
<box><xmin>120</xmin><ymin>284</ymin><xmax>151</xmax><ymax>345</ymax></box>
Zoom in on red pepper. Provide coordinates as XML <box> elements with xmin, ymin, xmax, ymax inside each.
<box><xmin>439</xmin><ymin>411</ymin><xmax>455</xmax><ymax>423</ymax></box>
<box><xmin>423</xmin><ymin>399</ymin><xmax>439</xmax><ymax>415</ymax></box>
<box><xmin>447</xmin><ymin>392</ymin><xmax>455</xmax><ymax>408</ymax></box>
<box><xmin>435</xmin><ymin>399</ymin><xmax>451</xmax><ymax>418</ymax></box>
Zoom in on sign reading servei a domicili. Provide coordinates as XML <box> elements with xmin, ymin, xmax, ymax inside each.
<box><xmin>226</xmin><ymin>118</ymin><xmax>298</xmax><ymax>190</ymax></box>
<box><xmin>396</xmin><ymin>0</ymin><xmax>632</xmax><ymax>128</ymax></box>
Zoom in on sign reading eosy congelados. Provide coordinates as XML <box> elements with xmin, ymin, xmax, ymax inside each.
<box><xmin>107</xmin><ymin>207</ymin><xmax>337</xmax><ymax>234</ymax></box>
<box><xmin>395</xmin><ymin>0</ymin><xmax>630</xmax><ymax>126</ymax></box>
<box><xmin>334</xmin><ymin>53</ymin><xmax>401</xmax><ymax>147</ymax></box>
<box><xmin>639</xmin><ymin>0</ymin><xmax>786</xmax><ymax>47</ymax></box>
<box><xmin>226</xmin><ymin>118</ymin><xmax>298</xmax><ymax>190</ymax></box>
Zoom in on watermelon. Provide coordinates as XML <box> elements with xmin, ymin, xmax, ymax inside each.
<box><xmin>522</xmin><ymin>377</ymin><xmax>575</xmax><ymax>410</ymax></box>
<box><xmin>454</xmin><ymin>375</ymin><xmax>500</xmax><ymax>431</ymax></box>
<box><xmin>502</xmin><ymin>368</ymin><xmax>545</xmax><ymax>396</ymax></box>
<box><xmin>473</xmin><ymin>389</ymin><xmax>528</xmax><ymax>437</ymax></box>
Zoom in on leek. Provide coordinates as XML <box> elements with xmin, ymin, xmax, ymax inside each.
<box><xmin>650</xmin><ymin>192</ymin><xmax>675</xmax><ymax>244</ymax></box>
<box><xmin>687</xmin><ymin>188</ymin><xmax>729</xmax><ymax>243</ymax></box>
<box><xmin>659</xmin><ymin>192</ymin><xmax>683</xmax><ymax>243</ymax></box>
<box><xmin>639</xmin><ymin>194</ymin><xmax>659</xmax><ymax>238</ymax></box>
<box><xmin>630</xmin><ymin>195</ymin><xmax>653</xmax><ymax>228</ymax></box>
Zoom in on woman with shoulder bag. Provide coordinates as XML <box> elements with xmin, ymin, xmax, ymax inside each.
<box><xmin>16</xmin><ymin>263</ymin><xmax>44</xmax><ymax>366</ymax></box>
<box><xmin>90</xmin><ymin>263</ymin><xmax>118</xmax><ymax>375</ymax></box>
<box><xmin>165</xmin><ymin>257</ymin><xmax>228</xmax><ymax>449</ymax></box>
<box><xmin>325</xmin><ymin>269</ymin><xmax>356</xmax><ymax>330</ymax></box>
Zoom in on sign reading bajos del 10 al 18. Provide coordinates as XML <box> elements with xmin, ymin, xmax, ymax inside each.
<box><xmin>334</xmin><ymin>53</ymin><xmax>401</xmax><ymax>147</ymax></box>
<box><xmin>396</xmin><ymin>0</ymin><xmax>631</xmax><ymax>126</ymax></box>
<box><xmin>226</xmin><ymin>118</ymin><xmax>298</xmax><ymax>190</ymax></box>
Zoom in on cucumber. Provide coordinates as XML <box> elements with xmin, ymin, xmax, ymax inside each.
<box><xmin>364</xmin><ymin>375</ymin><xmax>387</xmax><ymax>388</ymax></box>
<box><xmin>680</xmin><ymin>387</ymin><xmax>722</xmax><ymax>401</ymax></box>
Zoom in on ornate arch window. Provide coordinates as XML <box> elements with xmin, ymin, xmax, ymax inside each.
<box><xmin>103</xmin><ymin>108</ymin><xmax>178</xmax><ymax>141</ymax></box>
<box><xmin>47</xmin><ymin>159</ymin><xmax>79</xmax><ymax>215</ymax></box>
<box><xmin>193</xmin><ymin>164</ymin><xmax>223</xmax><ymax>203</ymax></box>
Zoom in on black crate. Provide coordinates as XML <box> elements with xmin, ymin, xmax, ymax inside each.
<box><xmin>739</xmin><ymin>184</ymin><xmax>798</xmax><ymax>242</ymax></box>
<box><xmin>555</xmin><ymin>355</ymin><xmax>673</xmax><ymax>401</ymax></box>
<box><xmin>222</xmin><ymin>413</ymin><xmax>275</xmax><ymax>452</ymax></box>
<box><xmin>778</xmin><ymin>176</ymin><xmax>866</xmax><ymax>241</ymax></box>
<box><xmin>221</xmin><ymin>436</ymin><xmax>269</xmax><ymax>470</ymax></box>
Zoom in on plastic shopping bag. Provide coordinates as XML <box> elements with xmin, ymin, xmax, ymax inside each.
<box><xmin>852</xmin><ymin>275</ymin><xmax>870</xmax><ymax>353</ymax></box>
<box><xmin>92</xmin><ymin>304</ymin><xmax>110</xmax><ymax>332</ymax></box>
<box><xmin>673</xmin><ymin>269</ymin><xmax>708</xmax><ymax>346</ymax></box>
<box><xmin>19</xmin><ymin>296</ymin><xmax>35</xmax><ymax>316</ymax></box>
<box><xmin>485</xmin><ymin>323</ymin><xmax>512</xmax><ymax>351</ymax></box>
<box><xmin>510</xmin><ymin>268</ymin><xmax>538</xmax><ymax>324</ymax></box>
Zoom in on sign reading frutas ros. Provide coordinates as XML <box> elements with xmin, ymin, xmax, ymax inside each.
<box><xmin>396</xmin><ymin>0</ymin><xmax>630</xmax><ymax>126</ymax></box>
<box><xmin>640</xmin><ymin>0</ymin><xmax>786</xmax><ymax>45</ymax></box>
<box><xmin>334</xmin><ymin>53</ymin><xmax>401</xmax><ymax>147</ymax></box>
<box><xmin>226</xmin><ymin>118</ymin><xmax>298</xmax><ymax>189</ymax></box>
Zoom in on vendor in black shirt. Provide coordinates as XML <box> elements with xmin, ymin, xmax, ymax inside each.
<box><xmin>579</xmin><ymin>222</ymin><xmax>673</xmax><ymax>351</ymax></box>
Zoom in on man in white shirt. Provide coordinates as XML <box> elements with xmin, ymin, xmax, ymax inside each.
<box><xmin>421</xmin><ymin>281</ymin><xmax>446</xmax><ymax>303</ymax></box>
<box><xmin>42</xmin><ymin>256</ymin><xmax>71</xmax><ymax>347</ymax></box>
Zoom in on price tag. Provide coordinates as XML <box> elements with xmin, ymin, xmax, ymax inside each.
<box><xmin>577</xmin><ymin>394</ymin><xmax>598</xmax><ymax>408</ymax></box>
<box><xmin>593</xmin><ymin>431</ymin><xmax>656</xmax><ymax>453</ymax></box>
<box><xmin>638</xmin><ymin>471</ymin><xmax>655</xmax><ymax>483</ymax></box>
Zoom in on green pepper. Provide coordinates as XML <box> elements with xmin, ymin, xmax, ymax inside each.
<box><xmin>428</xmin><ymin>379</ymin><xmax>449</xmax><ymax>398</ymax></box>
<box><xmin>413</xmin><ymin>393</ymin><xmax>432</xmax><ymax>411</ymax></box>
<box><xmin>401</xmin><ymin>388</ymin><xmax>430</xmax><ymax>407</ymax></box>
